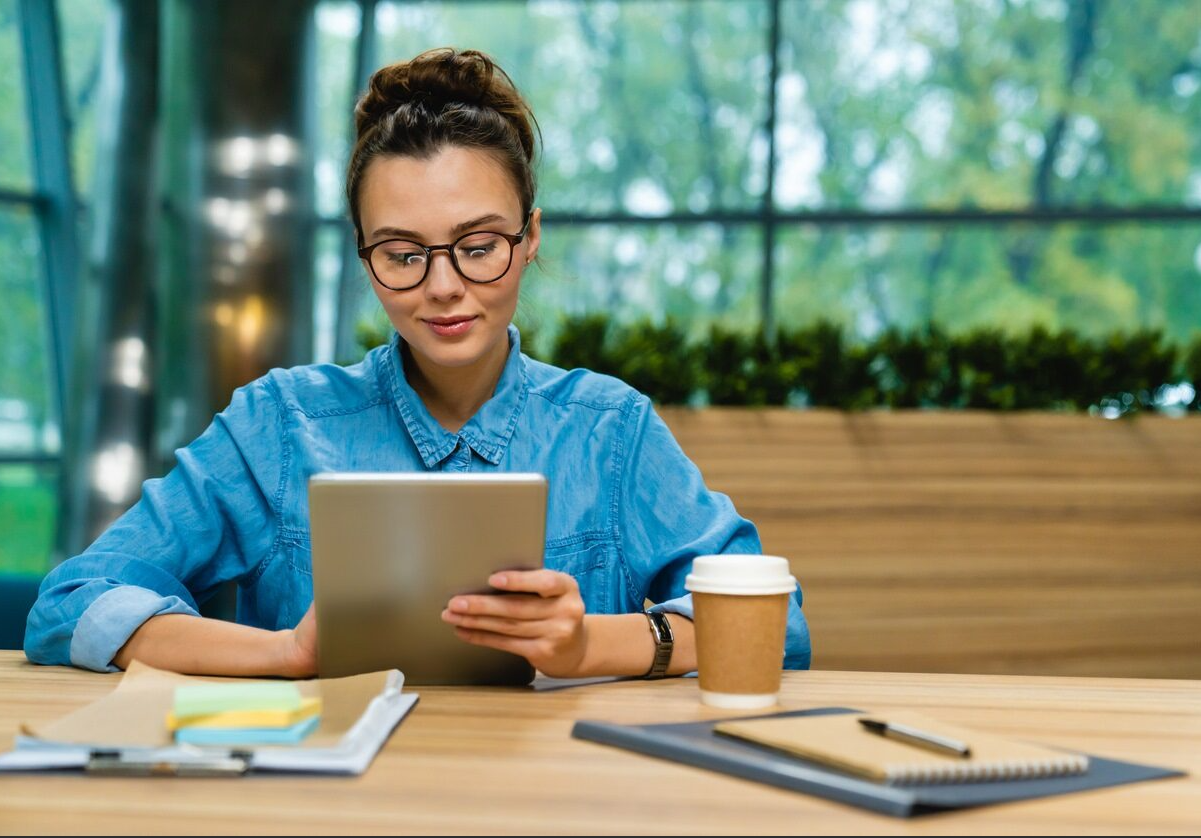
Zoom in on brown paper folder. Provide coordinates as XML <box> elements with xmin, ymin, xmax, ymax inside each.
<box><xmin>715</xmin><ymin>711</ymin><xmax>1089</xmax><ymax>785</ymax></box>
<box><xmin>2</xmin><ymin>661</ymin><xmax>416</xmax><ymax>775</ymax></box>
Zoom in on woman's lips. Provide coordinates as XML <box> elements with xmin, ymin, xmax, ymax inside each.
<box><xmin>424</xmin><ymin>316</ymin><xmax>478</xmax><ymax>337</ymax></box>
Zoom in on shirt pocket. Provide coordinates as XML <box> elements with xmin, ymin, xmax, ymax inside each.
<box><xmin>543</xmin><ymin>531</ymin><xmax>625</xmax><ymax>615</ymax></box>
<box><xmin>251</xmin><ymin>529</ymin><xmax>311</xmax><ymax>629</ymax></box>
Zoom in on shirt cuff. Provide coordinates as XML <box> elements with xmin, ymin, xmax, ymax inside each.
<box><xmin>69</xmin><ymin>585</ymin><xmax>199</xmax><ymax>673</ymax></box>
<box><xmin>648</xmin><ymin>593</ymin><xmax>695</xmax><ymax>621</ymax></box>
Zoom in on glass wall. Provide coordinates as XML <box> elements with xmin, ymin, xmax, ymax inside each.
<box><xmin>1</xmin><ymin>1</ymin><xmax>64</xmax><ymax>578</ymax></box>
<box><xmin>314</xmin><ymin>0</ymin><xmax>1201</xmax><ymax>359</ymax></box>
<box><xmin>57</xmin><ymin>0</ymin><xmax>107</xmax><ymax>197</ymax></box>
<box><xmin>776</xmin><ymin>0</ymin><xmax>1201</xmax><ymax>212</ymax></box>
<box><xmin>0</xmin><ymin>1</ymin><xmax>33</xmax><ymax>191</ymax></box>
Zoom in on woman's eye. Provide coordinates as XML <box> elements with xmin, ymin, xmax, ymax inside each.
<box><xmin>457</xmin><ymin>234</ymin><xmax>502</xmax><ymax>259</ymax></box>
<box><xmin>386</xmin><ymin>251</ymin><xmax>424</xmax><ymax>266</ymax></box>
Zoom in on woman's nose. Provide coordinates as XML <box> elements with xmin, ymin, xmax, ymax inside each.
<box><xmin>423</xmin><ymin>250</ymin><xmax>466</xmax><ymax>301</ymax></box>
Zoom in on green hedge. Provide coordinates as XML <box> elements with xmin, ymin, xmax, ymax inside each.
<box><xmin>357</xmin><ymin>315</ymin><xmax>1200</xmax><ymax>414</ymax></box>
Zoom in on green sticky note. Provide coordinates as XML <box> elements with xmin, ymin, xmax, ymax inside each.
<box><xmin>173</xmin><ymin>682</ymin><xmax>303</xmax><ymax>719</ymax></box>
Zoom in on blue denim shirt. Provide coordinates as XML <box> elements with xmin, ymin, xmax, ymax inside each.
<box><xmin>26</xmin><ymin>326</ymin><xmax>811</xmax><ymax>672</ymax></box>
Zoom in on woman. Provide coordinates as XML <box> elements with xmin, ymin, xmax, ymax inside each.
<box><xmin>25</xmin><ymin>48</ymin><xmax>811</xmax><ymax>678</ymax></box>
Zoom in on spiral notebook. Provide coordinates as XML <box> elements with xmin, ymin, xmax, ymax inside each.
<box><xmin>572</xmin><ymin>707</ymin><xmax>1183</xmax><ymax>817</ymax></box>
<box><xmin>714</xmin><ymin>711</ymin><xmax>1088</xmax><ymax>785</ymax></box>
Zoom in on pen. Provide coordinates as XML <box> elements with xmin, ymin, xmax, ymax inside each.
<box><xmin>857</xmin><ymin>718</ymin><xmax>972</xmax><ymax>758</ymax></box>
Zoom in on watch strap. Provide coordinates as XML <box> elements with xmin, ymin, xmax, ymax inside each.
<box><xmin>643</xmin><ymin>610</ymin><xmax>674</xmax><ymax>679</ymax></box>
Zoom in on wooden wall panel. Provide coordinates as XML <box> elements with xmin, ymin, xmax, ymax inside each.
<box><xmin>660</xmin><ymin>408</ymin><xmax>1201</xmax><ymax>679</ymax></box>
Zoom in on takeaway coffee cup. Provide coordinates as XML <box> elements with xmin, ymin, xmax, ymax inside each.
<box><xmin>685</xmin><ymin>554</ymin><xmax>796</xmax><ymax>709</ymax></box>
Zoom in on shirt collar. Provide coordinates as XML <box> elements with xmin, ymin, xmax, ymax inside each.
<box><xmin>380</xmin><ymin>325</ymin><xmax>528</xmax><ymax>468</ymax></box>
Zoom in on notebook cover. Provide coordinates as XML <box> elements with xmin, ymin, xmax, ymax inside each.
<box><xmin>571</xmin><ymin>707</ymin><xmax>1185</xmax><ymax>818</ymax></box>
<box><xmin>714</xmin><ymin>711</ymin><xmax>1088</xmax><ymax>784</ymax></box>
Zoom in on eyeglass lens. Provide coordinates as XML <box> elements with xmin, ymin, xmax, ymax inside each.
<box><xmin>373</xmin><ymin>232</ymin><xmax>514</xmax><ymax>289</ymax></box>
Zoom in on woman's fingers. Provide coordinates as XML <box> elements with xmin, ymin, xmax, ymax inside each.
<box><xmin>489</xmin><ymin>569</ymin><xmax>577</xmax><ymax>598</ymax></box>
<box><xmin>446</xmin><ymin>570</ymin><xmax>580</xmax><ymax>618</ymax></box>
<box><xmin>446</xmin><ymin>593</ymin><xmax>554</xmax><ymax>620</ymax></box>
<box><xmin>452</xmin><ymin>626</ymin><xmax>541</xmax><ymax>660</ymax></box>
<box><xmin>445</xmin><ymin>569</ymin><xmax>589</xmax><ymax>677</ymax></box>
<box><xmin>441</xmin><ymin>610</ymin><xmax>546</xmax><ymax>637</ymax></box>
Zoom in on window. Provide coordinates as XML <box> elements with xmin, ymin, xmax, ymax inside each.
<box><xmin>313</xmin><ymin>0</ymin><xmax>1201</xmax><ymax>359</ymax></box>
<box><xmin>0</xmin><ymin>0</ymin><xmax>74</xmax><ymax>576</ymax></box>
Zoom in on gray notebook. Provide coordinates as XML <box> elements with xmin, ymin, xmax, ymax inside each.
<box><xmin>571</xmin><ymin>707</ymin><xmax>1184</xmax><ymax>817</ymax></box>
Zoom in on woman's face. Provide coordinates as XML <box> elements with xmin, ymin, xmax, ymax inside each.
<box><xmin>357</xmin><ymin>146</ymin><xmax>540</xmax><ymax>371</ymax></box>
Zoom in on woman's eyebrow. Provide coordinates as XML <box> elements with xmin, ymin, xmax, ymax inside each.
<box><xmin>369</xmin><ymin>213</ymin><xmax>509</xmax><ymax>242</ymax></box>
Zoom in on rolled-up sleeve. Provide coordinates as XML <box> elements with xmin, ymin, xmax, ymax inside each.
<box><xmin>618</xmin><ymin>395</ymin><xmax>811</xmax><ymax>669</ymax></box>
<box><xmin>24</xmin><ymin>377</ymin><xmax>284</xmax><ymax>671</ymax></box>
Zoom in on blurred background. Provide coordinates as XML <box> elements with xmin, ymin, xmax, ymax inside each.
<box><xmin>1</xmin><ymin>0</ymin><xmax>1199</xmax><ymax>627</ymax></box>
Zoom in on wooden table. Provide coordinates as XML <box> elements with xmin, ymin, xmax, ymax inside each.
<box><xmin>0</xmin><ymin>651</ymin><xmax>1197</xmax><ymax>835</ymax></box>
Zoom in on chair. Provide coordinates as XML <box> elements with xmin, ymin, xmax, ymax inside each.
<box><xmin>0</xmin><ymin>574</ymin><xmax>42</xmax><ymax>650</ymax></box>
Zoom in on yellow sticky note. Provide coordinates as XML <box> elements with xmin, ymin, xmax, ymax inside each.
<box><xmin>167</xmin><ymin>696</ymin><xmax>322</xmax><ymax>731</ymax></box>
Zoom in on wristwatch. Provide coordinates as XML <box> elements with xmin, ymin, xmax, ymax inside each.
<box><xmin>643</xmin><ymin>610</ymin><xmax>674</xmax><ymax>679</ymax></box>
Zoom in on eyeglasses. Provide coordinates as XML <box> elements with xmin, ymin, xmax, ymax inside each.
<box><xmin>358</xmin><ymin>214</ymin><xmax>532</xmax><ymax>291</ymax></box>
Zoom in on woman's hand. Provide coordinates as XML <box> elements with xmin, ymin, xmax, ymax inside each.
<box><xmin>279</xmin><ymin>603</ymin><xmax>319</xmax><ymax>678</ymax></box>
<box><xmin>441</xmin><ymin>570</ymin><xmax>588</xmax><ymax>678</ymax></box>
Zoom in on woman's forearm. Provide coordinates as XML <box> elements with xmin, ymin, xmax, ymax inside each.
<box><xmin>578</xmin><ymin>612</ymin><xmax>696</xmax><ymax>678</ymax></box>
<box><xmin>112</xmin><ymin>613</ymin><xmax>309</xmax><ymax>677</ymax></box>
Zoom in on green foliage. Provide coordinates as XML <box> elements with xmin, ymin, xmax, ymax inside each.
<box><xmin>0</xmin><ymin>467</ymin><xmax>56</xmax><ymax>576</ymax></box>
<box><xmin>549</xmin><ymin>314</ymin><xmax>616</xmax><ymax>377</ymax></box>
<box><xmin>1186</xmin><ymin>335</ymin><xmax>1201</xmax><ymax>413</ymax></box>
<box><xmin>607</xmin><ymin>320</ymin><xmax>699</xmax><ymax>407</ymax></box>
<box><xmin>1012</xmin><ymin>327</ymin><xmax>1093</xmax><ymax>410</ymax></box>
<box><xmin>546</xmin><ymin>315</ymin><xmax>699</xmax><ymax>404</ymax></box>
<box><xmin>871</xmin><ymin>325</ymin><xmax>955</xmax><ymax>409</ymax></box>
<box><xmin>702</xmin><ymin>325</ymin><xmax>789</xmax><ymax>407</ymax></box>
<box><xmin>419</xmin><ymin>313</ymin><xmax>1196</xmax><ymax>414</ymax></box>
<box><xmin>1091</xmin><ymin>330</ymin><xmax>1178</xmax><ymax>414</ymax></box>
<box><xmin>950</xmin><ymin>329</ymin><xmax>1017</xmax><ymax>410</ymax></box>
<box><xmin>779</xmin><ymin>321</ymin><xmax>878</xmax><ymax>410</ymax></box>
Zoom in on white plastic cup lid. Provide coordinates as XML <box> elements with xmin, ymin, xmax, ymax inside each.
<box><xmin>685</xmin><ymin>554</ymin><xmax>797</xmax><ymax>596</ymax></box>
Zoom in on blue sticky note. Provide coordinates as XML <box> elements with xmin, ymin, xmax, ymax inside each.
<box><xmin>174</xmin><ymin>714</ymin><xmax>320</xmax><ymax>746</ymax></box>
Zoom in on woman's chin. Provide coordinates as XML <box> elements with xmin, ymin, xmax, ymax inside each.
<box><xmin>408</xmin><ymin>331</ymin><xmax>499</xmax><ymax>369</ymax></box>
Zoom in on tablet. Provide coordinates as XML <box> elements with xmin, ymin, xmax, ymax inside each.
<box><xmin>309</xmin><ymin>472</ymin><xmax>547</xmax><ymax>685</ymax></box>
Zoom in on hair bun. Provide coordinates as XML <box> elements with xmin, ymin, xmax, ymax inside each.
<box><xmin>355</xmin><ymin>48</ymin><xmax>526</xmax><ymax>151</ymax></box>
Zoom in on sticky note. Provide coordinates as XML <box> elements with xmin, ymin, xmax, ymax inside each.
<box><xmin>173</xmin><ymin>682</ymin><xmax>303</xmax><ymax>719</ymax></box>
<box><xmin>167</xmin><ymin>696</ymin><xmax>322</xmax><ymax>731</ymax></box>
<box><xmin>174</xmin><ymin>715</ymin><xmax>321</xmax><ymax>746</ymax></box>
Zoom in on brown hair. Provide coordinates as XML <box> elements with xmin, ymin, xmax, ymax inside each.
<box><xmin>347</xmin><ymin>47</ymin><xmax>539</xmax><ymax>245</ymax></box>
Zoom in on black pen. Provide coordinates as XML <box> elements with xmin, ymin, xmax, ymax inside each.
<box><xmin>858</xmin><ymin>718</ymin><xmax>972</xmax><ymax>758</ymax></box>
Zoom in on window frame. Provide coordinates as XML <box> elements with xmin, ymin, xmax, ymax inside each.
<box><xmin>7</xmin><ymin>0</ymin><xmax>79</xmax><ymax>570</ymax></box>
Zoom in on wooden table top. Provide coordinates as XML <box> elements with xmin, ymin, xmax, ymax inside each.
<box><xmin>0</xmin><ymin>651</ymin><xmax>1197</xmax><ymax>835</ymax></box>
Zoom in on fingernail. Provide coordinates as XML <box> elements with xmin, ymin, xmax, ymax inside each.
<box><xmin>452</xmin><ymin>598</ymin><xmax>469</xmax><ymax>611</ymax></box>
<box><xmin>490</xmin><ymin>573</ymin><xmax>507</xmax><ymax>587</ymax></box>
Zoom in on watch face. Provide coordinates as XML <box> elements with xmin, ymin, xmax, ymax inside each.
<box><xmin>646</xmin><ymin>610</ymin><xmax>672</xmax><ymax>642</ymax></box>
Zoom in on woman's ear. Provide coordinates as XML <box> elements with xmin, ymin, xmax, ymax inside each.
<box><xmin>524</xmin><ymin>207</ymin><xmax>542</xmax><ymax>265</ymax></box>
